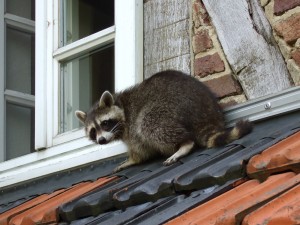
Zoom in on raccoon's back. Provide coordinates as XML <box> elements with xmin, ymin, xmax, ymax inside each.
<box><xmin>117</xmin><ymin>70</ymin><xmax>224</xmax><ymax>127</ymax></box>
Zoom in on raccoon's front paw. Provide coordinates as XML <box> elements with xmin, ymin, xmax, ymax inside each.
<box><xmin>112</xmin><ymin>165</ymin><xmax>123</xmax><ymax>173</ymax></box>
<box><xmin>163</xmin><ymin>156</ymin><xmax>178</xmax><ymax>166</ymax></box>
<box><xmin>112</xmin><ymin>158</ymin><xmax>137</xmax><ymax>173</ymax></box>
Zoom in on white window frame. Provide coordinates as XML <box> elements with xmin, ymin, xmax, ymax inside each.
<box><xmin>0</xmin><ymin>0</ymin><xmax>143</xmax><ymax>188</ymax></box>
<box><xmin>0</xmin><ymin>1</ymin><xmax>35</xmax><ymax>162</ymax></box>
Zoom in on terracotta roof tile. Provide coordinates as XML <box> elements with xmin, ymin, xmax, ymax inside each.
<box><xmin>0</xmin><ymin>190</ymin><xmax>64</xmax><ymax>225</ymax></box>
<box><xmin>5</xmin><ymin>177</ymin><xmax>116</xmax><ymax>225</ymax></box>
<box><xmin>59</xmin><ymin>171</ymin><xmax>151</xmax><ymax>222</ymax></box>
<box><xmin>242</xmin><ymin>184</ymin><xmax>300</xmax><ymax>225</ymax></box>
<box><xmin>165</xmin><ymin>172</ymin><xmax>300</xmax><ymax>225</ymax></box>
<box><xmin>247</xmin><ymin>131</ymin><xmax>300</xmax><ymax>180</ymax></box>
<box><xmin>3</xmin><ymin>112</ymin><xmax>300</xmax><ymax>225</ymax></box>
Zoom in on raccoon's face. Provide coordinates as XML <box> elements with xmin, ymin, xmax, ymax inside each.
<box><xmin>75</xmin><ymin>91</ymin><xmax>125</xmax><ymax>145</ymax></box>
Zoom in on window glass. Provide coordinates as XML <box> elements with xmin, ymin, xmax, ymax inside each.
<box><xmin>6</xmin><ymin>0</ymin><xmax>35</xmax><ymax>20</ymax></box>
<box><xmin>59</xmin><ymin>45</ymin><xmax>114</xmax><ymax>133</ymax></box>
<box><xmin>6</xmin><ymin>103</ymin><xmax>34</xmax><ymax>160</ymax></box>
<box><xmin>6</xmin><ymin>27</ymin><xmax>35</xmax><ymax>95</ymax></box>
<box><xmin>61</xmin><ymin>0</ymin><xmax>114</xmax><ymax>46</ymax></box>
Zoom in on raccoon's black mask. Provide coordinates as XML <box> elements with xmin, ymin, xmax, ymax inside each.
<box><xmin>75</xmin><ymin>91</ymin><xmax>125</xmax><ymax>145</ymax></box>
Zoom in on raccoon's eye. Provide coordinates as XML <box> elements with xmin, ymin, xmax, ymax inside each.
<box><xmin>101</xmin><ymin>120</ymin><xmax>109</xmax><ymax>127</ymax></box>
<box><xmin>101</xmin><ymin>119</ymin><xmax>117</xmax><ymax>131</ymax></box>
<box><xmin>89</xmin><ymin>128</ymin><xmax>96</xmax><ymax>140</ymax></box>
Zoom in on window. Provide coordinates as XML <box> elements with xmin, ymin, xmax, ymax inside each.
<box><xmin>37</xmin><ymin>0</ymin><xmax>143</xmax><ymax>148</ymax></box>
<box><xmin>0</xmin><ymin>0</ymin><xmax>35</xmax><ymax>162</ymax></box>
<box><xmin>0</xmin><ymin>0</ymin><xmax>142</xmax><ymax>187</ymax></box>
<box><xmin>58</xmin><ymin>0</ymin><xmax>115</xmax><ymax>133</ymax></box>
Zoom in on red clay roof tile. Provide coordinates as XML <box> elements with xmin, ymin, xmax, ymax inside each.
<box><xmin>242</xmin><ymin>184</ymin><xmax>300</xmax><ymax>225</ymax></box>
<box><xmin>0</xmin><ymin>190</ymin><xmax>65</xmax><ymax>225</ymax></box>
<box><xmin>165</xmin><ymin>172</ymin><xmax>300</xmax><ymax>225</ymax></box>
<box><xmin>5</xmin><ymin>177</ymin><xmax>116</xmax><ymax>225</ymax></box>
<box><xmin>247</xmin><ymin>132</ymin><xmax>300</xmax><ymax>180</ymax></box>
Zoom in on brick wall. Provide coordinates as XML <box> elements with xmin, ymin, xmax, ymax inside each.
<box><xmin>144</xmin><ymin>0</ymin><xmax>300</xmax><ymax>107</ymax></box>
<box><xmin>192</xmin><ymin>0</ymin><xmax>300</xmax><ymax>107</ymax></box>
<box><xmin>191</xmin><ymin>0</ymin><xmax>246</xmax><ymax>107</ymax></box>
<box><xmin>262</xmin><ymin>0</ymin><xmax>300</xmax><ymax>85</ymax></box>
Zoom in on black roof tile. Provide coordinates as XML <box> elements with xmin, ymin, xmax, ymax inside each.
<box><xmin>126</xmin><ymin>178</ymin><xmax>242</xmax><ymax>225</ymax></box>
<box><xmin>0</xmin><ymin>156</ymin><xmax>126</xmax><ymax>207</ymax></box>
<box><xmin>59</xmin><ymin>170</ymin><xmax>153</xmax><ymax>222</ymax></box>
<box><xmin>3</xmin><ymin>111</ymin><xmax>300</xmax><ymax>224</ymax></box>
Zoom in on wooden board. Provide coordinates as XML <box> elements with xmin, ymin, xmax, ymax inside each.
<box><xmin>202</xmin><ymin>0</ymin><xmax>291</xmax><ymax>99</ymax></box>
<box><xmin>144</xmin><ymin>0</ymin><xmax>191</xmax><ymax>78</ymax></box>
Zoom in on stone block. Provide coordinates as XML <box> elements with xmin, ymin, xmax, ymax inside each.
<box><xmin>192</xmin><ymin>29</ymin><xmax>213</xmax><ymax>53</ymax></box>
<box><xmin>274</xmin><ymin>13</ymin><xmax>300</xmax><ymax>45</ymax></box>
<box><xmin>203</xmin><ymin>74</ymin><xmax>242</xmax><ymax>98</ymax></box>
<box><xmin>194</xmin><ymin>53</ymin><xmax>225</xmax><ymax>77</ymax></box>
<box><xmin>291</xmin><ymin>49</ymin><xmax>300</xmax><ymax>66</ymax></box>
<box><xmin>274</xmin><ymin>0</ymin><xmax>300</xmax><ymax>16</ymax></box>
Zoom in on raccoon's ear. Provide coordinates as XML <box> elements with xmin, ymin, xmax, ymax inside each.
<box><xmin>99</xmin><ymin>91</ymin><xmax>114</xmax><ymax>108</ymax></box>
<box><xmin>75</xmin><ymin>110</ymin><xmax>87</xmax><ymax>124</ymax></box>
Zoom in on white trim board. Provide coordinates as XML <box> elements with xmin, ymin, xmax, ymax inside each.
<box><xmin>0</xmin><ymin>141</ymin><xmax>127</xmax><ymax>188</ymax></box>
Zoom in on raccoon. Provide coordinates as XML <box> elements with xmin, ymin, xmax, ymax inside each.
<box><xmin>75</xmin><ymin>70</ymin><xmax>252</xmax><ymax>172</ymax></box>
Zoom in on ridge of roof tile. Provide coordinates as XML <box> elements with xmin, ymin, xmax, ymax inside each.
<box><xmin>0</xmin><ymin>190</ymin><xmax>65</xmax><ymax>225</ymax></box>
<box><xmin>247</xmin><ymin>131</ymin><xmax>300</xmax><ymax>180</ymax></box>
<box><xmin>58</xmin><ymin>171</ymin><xmax>152</xmax><ymax>223</ymax></box>
<box><xmin>125</xmin><ymin>178</ymin><xmax>245</xmax><ymax>225</ymax></box>
<box><xmin>0</xmin><ymin>156</ymin><xmax>125</xmax><ymax>207</ymax></box>
<box><xmin>242</xmin><ymin>184</ymin><xmax>300</xmax><ymax>225</ymax></box>
<box><xmin>174</xmin><ymin>139</ymin><xmax>273</xmax><ymax>191</ymax></box>
<box><xmin>5</xmin><ymin>177</ymin><xmax>116</xmax><ymax>225</ymax></box>
<box><xmin>3</xmin><ymin>111</ymin><xmax>300</xmax><ymax>225</ymax></box>
<box><xmin>166</xmin><ymin>172</ymin><xmax>300</xmax><ymax>225</ymax></box>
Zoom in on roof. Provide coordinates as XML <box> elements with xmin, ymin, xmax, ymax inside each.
<box><xmin>1</xmin><ymin>110</ymin><xmax>300</xmax><ymax>225</ymax></box>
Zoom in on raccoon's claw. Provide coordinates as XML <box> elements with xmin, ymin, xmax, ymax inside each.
<box><xmin>112</xmin><ymin>158</ymin><xmax>137</xmax><ymax>173</ymax></box>
<box><xmin>163</xmin><ymin>156</ymin><xmax>178</xmax><ymax>166</ymax></box>
<box><xmin>163</xmin><ymin>141</ymin><xmax>195</xmax><ymax>166</ymax></box>
<box><xmin>112</xmin><ymin>166</ymin><xmax>122</xmax><ymax>173</ymax></box>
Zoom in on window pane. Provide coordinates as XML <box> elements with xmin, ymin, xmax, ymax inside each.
<box><xmin>6</xmin><ymin>27</ymin><xmax>35</xmax><ymax>95</ymax></box>
<box><xmin>60</xmin><ymin>45</ymin><xmax>114</xmax><ymax>133</ymax></box>
<box><xmin>6</xmin><ymin>103</ymin><xmax>34</xmax><ymax>160</ymax></box>
<box><xmin>6</xmin><ymin>0</ymin><xmax>35</xmax><ymax>20</ymax></box>
<box><xmin>61</xmin><ymin>0</ymin><xmax>114</xmax><ymax>46</ymax></box>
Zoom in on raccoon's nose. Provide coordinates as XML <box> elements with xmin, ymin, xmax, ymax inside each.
<box><xmin>98</xmin><ymin>137</ymin><xmax>107</xmax><ymax>145</ymax></box>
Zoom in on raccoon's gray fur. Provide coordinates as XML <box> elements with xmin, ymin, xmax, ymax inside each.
<box><xmin>76</xmin><ymin>70</ymin><xmax>252</xmax><ymax>172</ymax></box>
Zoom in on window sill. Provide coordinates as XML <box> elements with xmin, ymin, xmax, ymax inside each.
<box><xmin>0</xmin><ymin>140</ymin><xmax>127</xmax><ymax>188</ymax></box>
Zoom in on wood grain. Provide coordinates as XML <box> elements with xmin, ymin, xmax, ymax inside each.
<box><xmin>202</xmin><ymin>0</ymin><xmax>291</xmax><ymax>99</ymax></box>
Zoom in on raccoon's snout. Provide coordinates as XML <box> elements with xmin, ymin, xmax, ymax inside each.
<box><xmin>98</xmin><ymin>137</ymin><xmax>107</xmax><ymax>145</ymax></box>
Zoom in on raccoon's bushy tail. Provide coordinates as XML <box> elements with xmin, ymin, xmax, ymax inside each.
<box><xmin>207</xmin><ymin>120</ymin><xmax>253</xmax><ymax>148</ymax></box>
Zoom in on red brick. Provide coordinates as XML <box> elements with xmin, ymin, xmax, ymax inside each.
<box><xmin>203</xmin><ymin>74</ymin><xmax>242</xmax><ymax>98</ymax></box>
<box><xmin>274</xmin><ymin>0</ymin><xmax>300</xmax><ymax>16</ymax></box>
<box><xmin>292</xmin><ymin>49</ymin><xmax>300</xmax><ymax>66</ymax></box>
<box><xmin>193</xmin><ymin>0</ymin><xmax>210</xmax><ymax>27</ymax></box>
<box><xmin>194</xmin><ymin>53</ymin><xmax>225</xmax><ymax>77</ymax></box>
<box><xmin>192</xmin><ymin>29</ymin><xmax>213</xmax><ymax>53</ymax></box>
<box><xmin>274</xmin><ymin>13</ymin><xmax>300</xmax><ymax>45</ymax></box>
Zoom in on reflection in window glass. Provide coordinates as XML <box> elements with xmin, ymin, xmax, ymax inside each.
<box><xmin>60</xmin><ymin>45</ymin><xmax>114</xmax><ymax>133</ymax></box>
<box><xmin>61</xmin><ymin>0</ymin><xmax>114</xmax><ymax>46</ymax></box>
<box><xmin>6</xmin><ymin>0</ymin><xmax>35</xmax><ymax>20</ymax></box>
<box><xmin>6</xmin><ymin>103</ymin><xmax>34</xmax><ymax>160</ymax></box>
<box><xmin>6</xmin><ymin>27</ymin><xmax>35</xmax><ymax>95</ymax></box>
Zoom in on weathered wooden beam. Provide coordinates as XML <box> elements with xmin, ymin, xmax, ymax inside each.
<box><xmin>144</xmin><ymin>0</ymin><xmax>190</xmax><ymax>78</ymax></box>
<box><xmin>202</xmin><ymin>0</ymin><xmax>291</xmax><ymax>99</ymax></box>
